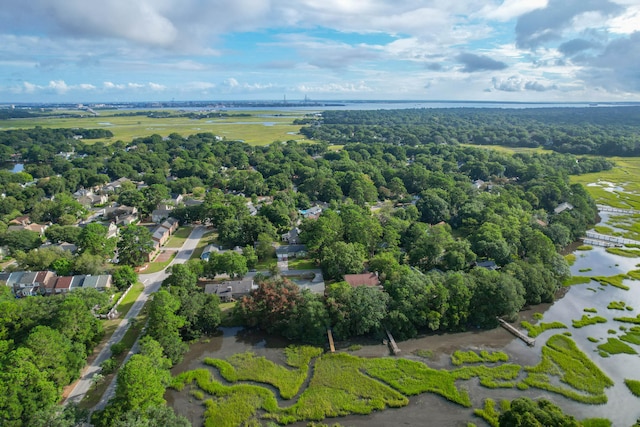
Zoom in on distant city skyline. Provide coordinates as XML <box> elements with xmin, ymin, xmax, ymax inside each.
<box><xmin>1</xmin><ymin>0</ymin><xmax>639</xmax><ymax>103</ymax></box>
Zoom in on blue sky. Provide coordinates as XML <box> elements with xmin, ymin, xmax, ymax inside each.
<box><xmin>1</xmin><ymin>0</ymin><xmax>639</xmax><ymax>102</ymax></box>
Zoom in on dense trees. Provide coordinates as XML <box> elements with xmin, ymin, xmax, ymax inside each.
<box><xmin>0</xmin><ymin>287</ymin><xmax>103</xmax><ymax>427</ymax></box>
<box><xmin>117</xmin><ymin>225</ymin><xmax>155</xmax><ymax>267</ymax></box>
<box><xmin>301</xmin><ymin>107</ymin><xmax>640</xmax><ymax>157</ymax></box>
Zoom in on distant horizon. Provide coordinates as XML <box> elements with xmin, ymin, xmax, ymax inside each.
<box><xmin>3</xmin><ymin>99</ymin><xmax>640</xmax><ymax>108</ymax></box>
<box><xmin>2</xmin><ymin>2</ymin><xmax>640</xmax><ymax>103</ymax></box>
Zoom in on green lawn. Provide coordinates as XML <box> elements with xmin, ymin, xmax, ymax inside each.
<box><xmin>255</xmin><ymin>257</ymin><xmax>277</xmax><ymax>270</ymax></box>
<box><xmin>116</xmin><ymin>283</ymin><xmax>145</xmax><ymax>318</ymax></box>
<box><xmin>288</xmin><ymin>258</ymin><xmax>318</xmax><ymax>270</ymax></box>
<box><xmin>164</xmin><ymin>226</ymin><xmax>193</xmax><ymax>248</ymax></box>
<box><xmin>191</xmin><ymin>230</ymin><xmax>217</xmax><ymax>260</ymax></box>
<box><xmin>144</xmin><ymin>252</ymin><xmax>176</xmax><ymax>273</ymax></box>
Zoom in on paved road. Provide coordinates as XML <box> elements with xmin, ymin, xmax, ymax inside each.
<box><xmin>66</xmin><ymin>225</ymin><xmax>206</xmax><ymax>407</ymax></box>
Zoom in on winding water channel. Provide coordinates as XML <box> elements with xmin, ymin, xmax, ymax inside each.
<box><xmin>166</xmin><ymin>215</ymin><xmax>640</xmax><ymax>426</ymax></box>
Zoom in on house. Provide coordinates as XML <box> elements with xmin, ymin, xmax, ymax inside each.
<box><xmin>74</xmin><ymin>188</ymin><xmax>108</xmax><ymax>207</ymax></box>
<box><xmin>70</xmin><ymin>275</ymin><xmax>86</xmax><ymax>290</ymax></box>
<box><xmin>475</xmin><ymin>260</ymin><xmax>499</xmax><ymax>270</ymax></box>
<box><xmin>115</xmin><ymin>214</ymin><xmax>138</xmax><ymax>226</ymax></box>
<box><xmin>100</xmin><ymin>177</ymin><xmax>131</xmax><ymax>194</ymax></box>
<box><xmin>7</xmin><ymin>222</ymin><xmax>48</xmax><ymax>236</ymax></box>
<box><xmin>247</xmin><ymin>202</ymin><xmax>258</xmax><ymax>216</ymax></box>
<box><xmin>54</xmin><ymin>276</ymin><xmax>74</xmax><ymax>294</ymax></box>
<box><xmin>344</xmin><ymin>273</ymin><xmax>381</xmax><ymax>288</ymax></box>
<box><xmin>82</xmin><ymin>275</ymin><xmax>112</xmax><ymax>290</ymax></box>
<box><xmin>152</xmin><ymin>226</ymin><xmax>171</xmax><ymax>246</ymax></box>
<box><xmin>201</xmin><ymin>244</ymin><xmax>220</xmax><ymax>262</ymax></box>
<box><xmin>204</xmin><ymin>278</ymin><xmax>257</xmax><ymax>302</ymax></box>
<box><xmin>9</xmin><ymin>215</ymin><xmax>31</xmax><ymax>226</ymax></box>
<box><xmin>152</xmin><ymin>203</ymin><xmax>174</xmax><ymax>223</ymax></box>
<box><xmin>281</xmin><ymin>227</ymin><xmax>301</xmax><ymax>245</ymax></box>
<box><xmin>554</xmin><ymin>202</ymin><xmax>574</xmax><ymax>214</ymax></box>
<box><xmin>299</xmin><ymin>205</ymin><xmax>323</xmax><ymax>219</ymax></box>
<box><xmin>276</xmin><ymin>245</ymin><xmax>307</xmax><ymax>261</ymax></box>
<box><xmin>106</xmin><ymin>222</ymin><xmax>119</xmax><ymax>239</ymax></box>
<box><xmin>160</xmin><ymin>218</ymin><xmax>179</xmax><ymax>234</ymax></box>
<box><xmin>104</xmin><ymin>205</ymin><xmax>138</xmax><ymax>221</ymax></box>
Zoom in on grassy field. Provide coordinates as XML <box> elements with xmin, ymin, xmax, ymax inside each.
<box><xmin>450</xmin><ymin>350</ymin><xmax>509</xmax><ymax>366</ymax></box>
<box><xmin>164</xmin><ymin>226</ymin><xmax>194</xmax><ymax>248</ymax></box>
<box><xmin>116</xmin><ymin>283</ymin><xmax>145</xmax><ymax>318</ymax></box>
<box><xmin>288</xmin><ymin>258</ymin><xmax>318</xmax><ymax>270</ymax></box>
<box><xmin>570</xmin><ymin>157</ymin><xmax>640</xmax><ymax>209</ymax></box>
<box><xmin>597</xmin><ymin>338</ymin><xmax>637</xmax><ymax>356</ymax></box>
<box><xmin>0</xmin><ymin>109</ymin><xmax>312</xmax><ymax>146</ymax></box>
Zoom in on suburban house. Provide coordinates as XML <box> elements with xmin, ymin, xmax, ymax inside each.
<box><xmin>7</xmin><ymin>219</ymin><xmax>48</xmax><ymax>236</ymax></box>
<box><xmin>281</xmin><ymin>227</ymin><xmax>301</xmax><ymax>245</ymax></box>
<box><xmin>74</xmin><ymin>188</ymin><xmax>108</xmax><ymax>207</ymax></box>
<box><xmin>343</xmin><ymin>272</ymin><xmax>381</xmax><ymax>289</ymax></box>
<box><xmin>299</xmin><ymin>205</ymin><xmax>323</xmax><ymax>220</ymax></box>
<box><xmin>203</xmin><ymin>278</ymin><xmax>257</xmax><ymax>302</ymax></box>
<box><xmin>554</xmin><ymin>202</ymin><xmax>574</xmax><ymax>214</ymax></box>
<box><xmin>0</xmin><ymin>270</ymin><xmax>56</xmax><ymax>297</ymax></box>
<box><xmin>100</xmin><ymin>177</ymin><xmax>131</xmax><ymax>194</ymax></box>
<box><xmin>0</xmin><ymin>271</ymin><xmax>113</xmax><ymax>297</ymax></box>
<box><xmin>106</xmin><ymin>222</ymin><xmax>119</xmax><ymax>239</ymax></box>
<box><xmin>276</xmin><ymin>245</ymin><xmax>307</xmax><ymax>261</ymax></box>
<box><xmin>103</xmin><ymin>205</ymin><xmax>138</xmax><ymax>222</ymax></box>
<box><xmin>201</xmin><ymin>244</ymin><xmax>221</xmax><ymax>262</ymax></box>
<box><xmin>151</xmin><ymin>218</ymin><xmax>179</xmax><ymax>247</ymax></box>
<box><xmin>475</xmin><ymin>260</ymin><xmax>499</xmax><ymax>270</ymax></box>
<box><xmin>152</xmin><ymin>203</ymin><xmax>174</xmax><ymax>223</ymax></box>
<box><xmin>82</xmin><ymin>275</ymin><xmax>113</xmax><ymax>290</ymax></box>
<box><xmin>53</xmin><ymin>276</ymin><xmax>73</xmax><ymax>294</ymax></box>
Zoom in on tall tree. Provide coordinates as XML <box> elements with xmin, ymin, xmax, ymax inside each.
<box><xmin>117</xmin><ymin>225</ymin><xmax>155</xmax><ymax>267</ymax></box>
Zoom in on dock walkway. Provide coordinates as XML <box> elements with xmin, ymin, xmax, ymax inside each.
<box><xmin>497</xmin><ymin>318</ymin><xmax>535</xmax><ymax>347</ymax></box>
<box><xmin>385</xmin><ymin>329</ymin><xmax>401</xmax><ymax>355</ymax></box>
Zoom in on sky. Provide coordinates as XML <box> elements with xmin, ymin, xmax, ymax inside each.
<box><xmin>1</xmin><ymin>0</ymin><xmax>640</xmax><ymax>103</ymax></box>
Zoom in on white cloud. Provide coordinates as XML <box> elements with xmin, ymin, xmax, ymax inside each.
<box><xmin>482</xmin><ymin>0</ymin><xmax>549</xmax><ymax>22</ymax></box>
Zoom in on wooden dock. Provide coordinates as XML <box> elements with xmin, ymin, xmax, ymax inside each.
<box><xmin>327</xmin><ymin>329</ymin><xmax>335</xmax><ymax>353</ymax></box>
<box><xmin>385</xmin><ymin>329</ymin><xmax>401</xmax><ymax>355</ymax></box>
<box><xmin>497</xmin><ymin>318</ymin><xmax>535</xmax><ymax>347</ymax></box>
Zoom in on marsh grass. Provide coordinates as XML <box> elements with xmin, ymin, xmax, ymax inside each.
<box><xmin>523</xmin><ymin>334</ymin><xmax>613</xmax><ymax>404</ymax></box>
<box><xmin>608</xmin><ymin>301</ymin><xmax>627</xmax><ymax>310</ymax></box>
<box><xmin>473</xmin><ymin>398</ymin><xmax>501</xmax><ymax>427</ymax></box>
<box><xmin>205</xmin><ymin>346</ymin><xmax>322</xmax><ymax>399</ymax></box>
<box><xmin>452</xmin><ymin>364</ymin><xmax>522</xmax><ymax>389</ymax></box>
<box><xmin>565</xmin><ymin>254</ymin><xmax>577</xmax><ymax>265</ymax></box>
<box><xmin>597</xmin><ymin>338</ymin><xmax>637</xmax><ymax>355</ymax></box>
<box><xmin>532</xmin><ymin>313</ymin><xmax>544</xmax><ymax>320</ymax></box>
<box><xmin>620</xmin><ymin>329</ymin><xmax>640</xmax><ymax>345</ymax></box>
<box><xmin>572</xmin><ymin>315</ymin><xmax>607</xmax><ymax>328</ymax></box>
<box><xmin>579</xmin><ymin>268</ymin><xmax>593</xmax><ymax>272</ymax></box>
<box><xmin>577</xmin><ymin>245</ymin><xmax>593</xmax><ymax>251</ymax></box>
<box><xmin>592</xmin><ymin>274</ymin><xmax>631</xmax><ymax>290</ymax></box>
<box><xmin>451</xmin><ymin>350</ymin><xmax>509</xmax><ymax>365</ymax></box>
<box><xmin>563</xmin><ymin>276</ymin><xmax>591</xmax><ymax>286</ymax></box>
<box><xmin>614</xmin><ymin>314</ymin><xmax>640</xmax><ymax>325</ymax></box>
<box><xmin>363</xmin><ymin>357</ymin><xmax>470</xmax><ymax>406</ymax></box>
<box><xmin>582</xmin><ymin>419</ymin><xmax>613</xmax><ymax>427</ymax></box>
<box><xmin>605</xmin><ymin>248</ymin><xmax>640</xmax><ymax>258</ymax></box>
<box><xmin>624</xmin><ymin>379</ymin><xmax>640</xmax><ymax>397</ymax></box>
<box><xmin>584</xmin><ymin>308</ymin><xmax>598</xmax><ymax>313</ymax></box>
<box><xmin>521</xmin><ymin>321</ymin><xmax>567</xmax><ymax>338</ymax></box>
<box><xmin>588</xmin><ymin>337</ymin><xmax>600</xmax><ymax>343</ymax></box>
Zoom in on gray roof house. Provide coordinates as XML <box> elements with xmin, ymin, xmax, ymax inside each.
<box><xmin>204</xmin><ymin>278</ymin><xmax>257</xmax><ymax>302</ymax></box>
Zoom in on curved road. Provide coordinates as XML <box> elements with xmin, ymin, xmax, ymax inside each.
<box><xmin>65</xmin><ymin>225</ymin><xmax>206</xmax><ymax>407</ymax></box>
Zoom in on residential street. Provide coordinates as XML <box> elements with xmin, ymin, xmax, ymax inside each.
<box><xmin>65</xmin><ymin>225</ymin><xmax>206</xmax><ymax>407</ymax></box>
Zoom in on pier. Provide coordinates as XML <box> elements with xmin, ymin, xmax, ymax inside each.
<box><xmin>585</xmin><ymin>231</ymin><xmax>638</xmax><ymax>246</ymax></box>
<box><xmin>597</xmin><ymin>205</ymin><xmax>640</xmax><ymax>215</ymax></box>
<box><xmin>497</xmin><ymin>318</ymin><xmax>535</xmax><ymax>347</ymax></box>
<box><xmin>385</xmin><ymin>329</ymin><xmax>401</xmax><ymax>355</ymax></box>
<box><xmin>327</xmin><ymin>329</ymin><xmax>335</xmax><ymax>353</ymax></box>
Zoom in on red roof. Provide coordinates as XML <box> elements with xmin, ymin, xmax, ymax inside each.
<box><xmin>344</xmin><ymin>273</ymin><xmax>380</xmax><ymax>288</ymax></box>
<box><xmin>54</xmin><ymin>276</ymin><xmax>73</xmax><ymax>290</ymax></box>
